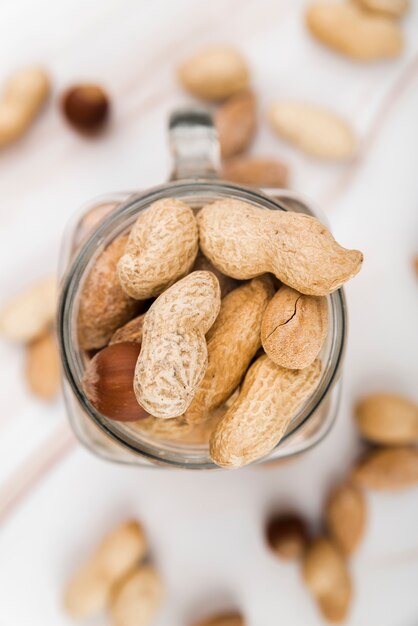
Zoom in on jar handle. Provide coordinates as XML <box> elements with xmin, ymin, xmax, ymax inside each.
<box><xmin>169</xmin><ymin>108</ymin><xmax>220</xmax><ymax>181</ymax></box>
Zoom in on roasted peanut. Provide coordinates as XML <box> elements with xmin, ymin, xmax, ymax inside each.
<box><xmin>268</xmin><ymin>102</ymin><xmax>356</xmax><ymax>160</ymax></box>
<box><xmin>78</xmin><ymin>235</ymin><xmax>141</xmax><ymax>350</ymax></box>
<box><xmin>303</xmin><ymin>537</ymin><xmax>352</xmax><ymax>623</ymax></box>
<box><xmin>64</xmin><ymin>520</ymin><xmax>146</xmax><ymax>618</ymax></box>
<box><xmin>109</xmin><ymin>314</ymin><xmax>145</xmax><ymax>345</ymax></box>
<box><xmin>0</xmin><ymin>67</ymin><xmax>50</xmax><ymax>147</ymax></box>
<box><xmin>306</xmin><ymin>3</ymin><xmax>403</xmax><ymax>61</ymax></box>
<box><xmin>355</xmin><ymin>393</ymin><xmax>418</xmax><ymax>445</ymax></box>
<box><xmin>134</xmin><ymin>271</ymin><xmax>221</xmax><ymax>418</ymax></box>
<box><xmin>198</xmin><ymin>199</ymin><xmax>363</xmax><ymax>296</ymax></box>
<box><xmin>261</xmin><ymin>286</ymin><xmax>328</xmax><ymax>369</ymax></box>
<box><xmin>210</xmin><ymin>355</ymin><xmax>321</xmax><ymax>468</ymax></box>
<box><xmin>215</xmin><ymin>90</ymin><xmax>256</xmax><ymax>158</ymax></box>
<box><xmin>351</xmin><ymin>446</ymin><xmax>418</xmax><ymax>491</ymax></box>
<box><xmin>178</xmin><ymin>46</ymin><xmax>249</xmax><ymax>101</ymax></box>
<box><xmin>184</xmin><ymin>276</ymin><xmax>274</xmax><ymax>424</ymax></box>
<box><xmin>0</xmin><ymin>276</ymin><xmax>57</xmax><ymax>343</ymax></box>
<box><xmin>118</xmin><ymin>198</ymin><xmax>198</xmax><ymax>300</ymax></box>
<box><xmin>192</xmin><ymin>251</ymin><xmax>239</xmax><ymax>298</ymax></box>
<box><xmin>109</xmin><ymin>565</ymin><xmax>163</xmax><ymax>626</ymax></box>
<box><xmin>325</xmin><ymin>483</ymin><xmax>366</xmax><ymax>556</ymax></box>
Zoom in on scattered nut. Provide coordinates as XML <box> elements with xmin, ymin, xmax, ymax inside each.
<box><xmin>117</xmin><ymin>198</ymin><xmax>198</xmax><ymax>300</ymax></box>
<box><xmin>184</xmin><ymin>275</ymin><xmax>274</xmax><ymax>423</ymax></box>
<box><xmin>261</xmin><ymin>286</ymin><xmax>328</xmax><ymax>369</ymax></box>
<box><xmin>351</xmin><ymin>446</ymin><xmax>418</xmax><ymax>491</ymax></box>
<box><xmin>266</xmin><ymin>513</ymin><xmax>309</xmax><ymax>560</ymax></box>
<box><xmin>268</xmin><ymin>102</ymin><xmax>356</xmax><ymax>160</ymax></box>
<box><xmin>354</xmin><ymin>0</ymin><xmax>409</xmax><ymax>18</ymax></box>
<box><xmin>109</xmin><ymin>314</ymin><xmax>145</xmax><ymax>345</ymax></box>
<box><xmin>210</xmin><ymin>355</ymin><xmax>322</xmax><ymax>468</ymax></box>
<box><xmin>134</xmin><ymin>271</ymin><xmax>221</xmax><ymax>419</ymax></box>
<box><xmin>221</xmin><ymin>156</ymin><xmax>289</xmax><ymax>188</ymax></box>
<box><xmin>325</xmin><ymin>483</ymin><xmax>366</xmax><ymax>556</ymax></box>
<box><xmin>109</xmin><ymin>565</ymin><xmax>163</xmax><ymax>626</ymax></box>
<box><xmin>64</xmin><ymin>520</ymin><xmax>146</xmax><ymax>619</ymax></box>
<box><xmin>25</xmin><ymin>330</ymin><xmax>60</xmax><ymax>400</ymax></box>
<box><xmin>78</xmin><ymin>235</ymin><xmax>142</xmax><ymax>350</ymax></box>
<box><xmin>0</xmin><ymin>276</ymin><xmax>57</xmax><ymax>343</ymax></box>
<box><xmin>83</xmin><ymin>342</ymin><xmax>148</xmax><ymax>422</ymax></box>
<box><xmin>355</xmin><ymin>393</ymin><xmax>418</xmax><ymax>445</ymax></box>
<box><xmin>192</xmin><ymin>251</ymin><xmax>239</xmax><ymax>298</ymax></box>
<box><xmin>198</xmin><ymin>199</ymin><xmax>363</xmax><ymax>296</ymax></box>
<box><xmin>303</xmin><ymin>537</ymin><xmax>352</xmax><ymax>623</ymax></box>
<box><xmin>61</xmin><ymin>84</ymin><xmax>109</xmax><ymax>133</ymax></box>
<box><xmin>178</xmin><ymin>46</ymin><xmax>249</xmax><ymax>101</ymax></box>
<box><xmin>215</xmin><ymin>90</ymin><xmax>256</xmax><ymax>158</ymax></box>
<box><xmin>0</xmin><ymin>66</ymin><xmax>50</xmax><ymax>147</ymax></box>
<box><xmin>305</xmin><ymin>2</ymin><xmax>403</xmax><ymax>61</ymax></box>
<box><xmin>192</xmin><ymin>612</ymin><xmax>244</xmax><ymax>626</ymax></box>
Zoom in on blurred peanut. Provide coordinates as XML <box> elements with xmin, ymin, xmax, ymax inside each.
<box><xmin>109</xmin><ymin>565</ymin><xmax>163</xmax><ymax>626</ymax></box>
<box><xmin>26</xmin><ymin>331</ymin><xmax>60</xmax><ymax>399</ymax></box>
<box><xmin>355</xmin><ymin>393</ymin><xmax>418</xmax><ymax>445</ymax></box>
<box><xmin>216</xmin><ymin>90</ymin><xmax>256</xmax><ymax>158</ymax></box>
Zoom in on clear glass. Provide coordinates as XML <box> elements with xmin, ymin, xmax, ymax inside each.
<box><xmin>57</xmin><ymin>110</ymin><xmax>347</xmax><ymax>470</ymax></box>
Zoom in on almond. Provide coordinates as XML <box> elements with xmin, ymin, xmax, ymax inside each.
<box><xmin>325</xmin><ymin>483</ymin><xmax>366</xmax><ymax>556</ymax></box>
<box><xmin>303</xmin><ymin>537</ymin><xmax>352</xmax><ymax>623</ymax></box>
<box><xmin>306</xmin><ymin>2</ymin><xmax>403</xmax><ymax>61</ymax></box>
<box><xmin>192</xmin><ymin>612</ymin><xmax>244</xmax><ymax>626</ymax></box>
<box><xmin>351</xmin><ymin>446</ymin><xmax>418</xmax><ymax>491</ymax></box>
<box><xmin>215</xmin><ymin>90</ymin><xmax>256</xmax><ymax>158</ymax></box>
<box><xmin>355</xmin><ymin>393</ymin><xmax>418</xmax><ymax>445</ymax></box>
<box><xmin>221</xmin><ymin>156</ymin><xmax>289</xmax><ymax>188</ymax></box>
<box><xmin>268</xmin><ymin>102</ymin><xmax>356</xmax><ymax>160</ymax></box>
<box><xmin>0</xmin><ymin>276</ymin><xmax>57</xmax><ymax>343</ymax></box>
<box><xmin>178</xmin><ymin>46</ymin><xmax>249</xmax><ymax>101</ymax></box>
<box><xmin>25</xmin><ymin>330</ymin><xmax>60</xmax><ymax>399</ymax></box>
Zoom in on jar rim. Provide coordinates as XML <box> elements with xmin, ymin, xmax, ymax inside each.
<box><xmin>58</xmin><ymin>179</ymin><xmax>346</xmax><ymax>469</ymax></box>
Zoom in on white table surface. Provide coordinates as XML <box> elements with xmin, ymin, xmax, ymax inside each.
<box><xmin>0</xmin><ymin>1</ymin><xmax>418</xmax><ymax>624</ymax></box>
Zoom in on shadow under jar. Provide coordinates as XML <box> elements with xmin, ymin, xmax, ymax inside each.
<box><xmin>57</xmin><ymin>109</ymin><xmax>346</xmax><ymax>469</ymax></box>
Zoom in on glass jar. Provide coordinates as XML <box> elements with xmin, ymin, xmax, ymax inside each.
<box><xmin>57</xmin><ymin>109</ymin><xmax>346</xmax><ymax>469</ymax></box>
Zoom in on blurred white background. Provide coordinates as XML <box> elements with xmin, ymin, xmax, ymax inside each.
<box><xmin>0</xmin><ymin>0</ymin><xmax>418</xmax><ymax>624</ymax></box>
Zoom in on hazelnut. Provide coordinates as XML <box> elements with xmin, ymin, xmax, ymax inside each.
<box><xmin>61</xmin><ymin>84</ymin><xmax>109</xmax><ymax>133</ymax></box>
<box><xmin>266</xmin><ymin>512</ymin><xmax>309</xmax><ymax>560</ymax></box>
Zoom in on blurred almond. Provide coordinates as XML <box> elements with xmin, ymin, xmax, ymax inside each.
<box><xmin>221</xmin><ymin>156</ymin><xmax>289</xmax><ymax>188</ymax></box>
<box><xmin>355</xmin><ymin>393</ymin><xmax>418</xmax><ymax>445</ymax></box>
<box><xmin>303</xmin><ymin>537</ymin><xmax>352</xmax><ymax>623</ymax></box>
<box><xmin>26</xmin><ymin>330</ymin><xmax>60</xmax><ymax>399</ymax></box>
<box><xmin>216</xmin><ymin>90</ymin><xmax>256</xmax><ymax>158</ymax></box>
<box><xmin>192</xmin><ymin>612</ymin><xmax>244</xmax><ymax>626</ymax></box>
<box><xmin>306</xmin><ymin>2</ymin><xmax>403</xmax><ymax>61</ymax></box>
<box><xmin>354</xmin><ymin>0</ymin><xmax>409</xmax><ymax>17</ymax></box>
<box><xmin>352</xmin><ymin>447</ymin><xmax>418</xmax><ymax>491</ymax></box>
<box><xmin>0</xmin><ymin>276</ymin><xmax>57</xmax><ymax>343</ymax></box>
<box><xmin>178</xmin><ymin>46</ymin><xmax>249</xmax><ymax>101</ymax></box>
<box><xmin>325</xmin><ymin>483</ymin><xmax>366</xmax><ymax>555</ymax></box>
<box><xmin>268</xmin><ymin>102</ymin><xmax>356</xmax><ymax>160</ymax></box>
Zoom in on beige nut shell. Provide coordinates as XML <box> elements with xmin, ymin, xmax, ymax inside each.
<box><xmin>210</xmin><ymin>355</ymin><xmax>322</xmax><ymax>468</ymax></box>
<box><xmin>77</xmin><ymin>235</ymin><xmax>140</xmax><ymax>350</ymax></box>
<box><xmin>198</xmin><ymin>199</ymin><xmax>363</xmax><ymax>296</ymax></box>
<box><xmin>354</xmin><ymin>393</ymin><xmax>418</xmax><ymax>445</ymax></box>
<box><xmin>184</xmin><ymin>275</ymin><xmax>274</xmax><ymax>424</ymax></box>
<box><xmin>351</xmin><ymin>446</ymin><xmax>418</xmax><ymax>491</ymax></box>
<box><xmin>215</xmin><ymin>90</ymin><xmax>256</xmax><ymax>158</ymax></box>
<box><xmin>305</xmin><ymin>2</ymin><xmax>403</xmax><ymax>61</ymax></box>
<box><xmin>261</xmin><ymin>286</ymin><xmax>328</xmax><ymax>369</ymax></box>
<box><xmin>134</xmin><ymin>271</ymin><xmax>221</xmax><ymax>419</ymax></box>
<box><xmin>109</xmin><ymin>565</ymin><xmax>163</xmax><ymax>626</ymax></box>
<box><xmin>117</xmin><ymin>198</ymin><xmax>198</xmax><ymax>300</ymax></box>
